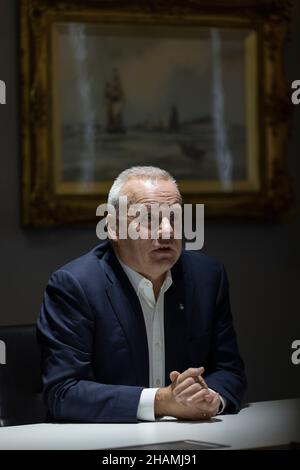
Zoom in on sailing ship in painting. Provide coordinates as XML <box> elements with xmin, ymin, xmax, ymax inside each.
<box><xmin>61</xmin><ymin>68</ymin><xmax>245</xmax><ymax>181</ymax></box>
<box><xmin>104</xmin><ymin>68</ymin><xmax>126</xmax><ymax>134</ymax></box>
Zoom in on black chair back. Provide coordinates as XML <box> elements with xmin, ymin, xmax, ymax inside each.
<box><xmin>0</xmin><ymin>324</ymin><xmax>46</xmax><ymax>426</ymax></box>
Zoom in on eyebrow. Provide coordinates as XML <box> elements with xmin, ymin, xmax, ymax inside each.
<box><xmin>141</xmin><ymin>201</ymin><xmax>182</xmax><ymax>209</ymax></box>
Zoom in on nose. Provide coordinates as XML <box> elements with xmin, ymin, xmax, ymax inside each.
<box><xmin>158</xmin><ymin>216</ymin><xmax>174</xmax><ymax>239</ymax></box>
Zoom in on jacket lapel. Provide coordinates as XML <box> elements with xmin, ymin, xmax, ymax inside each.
<box><xmin>164</xmin><ymin>256</ymin><xmax>189</xmax><ymax>385</ymax></box>
<box><xmin>102</xmin><ymin>247</ymin><xmax>149</xmax><ymax>387</ymax></box>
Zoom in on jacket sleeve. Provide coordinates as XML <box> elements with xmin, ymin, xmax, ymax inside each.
<box><xmin>37</xmin><ymin>269</ymin><xmax>144</xmax><ymax>423</ymax></box>
<box><xmin>205</xmin><ymin>264</ymin><xmax>247</xmax><ymax>413</ymax></box>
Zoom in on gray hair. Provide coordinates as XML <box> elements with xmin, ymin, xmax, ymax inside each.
<box><xmin>107</xmin><ymin>166</ymin><xmax>179</xmax><ymax>210</ymax></box>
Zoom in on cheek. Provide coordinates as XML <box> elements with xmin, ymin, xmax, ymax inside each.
<box><xmin>139</xmin><ymin>238</ymin><xmax>154</xmax><ymax>252</ymax></box>
<box><xmin>136</xmin><ymin>241</ymin><xmax>155</xmax><ymax>263</ymax></box>
<box><xmin>132</xmin><ymin>239</ymin><xmax>152</xmax><ymax>256</ymax></box>
<box><xmin>175</xmin><ymin>239</ymin><xmax>182</xmax><ymax>251</ymax></box>
<box><xmin>139</xmin><ymin>225</ymin><xmax>152</xmax><ymax>241</ymax></box>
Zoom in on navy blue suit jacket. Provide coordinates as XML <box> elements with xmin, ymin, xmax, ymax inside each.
<box><xmin>37</xmin><ymin>241</ymin><xmax>246</xmax><ymax>423</ymax></box>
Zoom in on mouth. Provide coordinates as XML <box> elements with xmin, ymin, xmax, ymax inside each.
<box><xmin>152</xmin><ymin>246</ymin><xmax>174</xmax><ymax>254</ymax></box>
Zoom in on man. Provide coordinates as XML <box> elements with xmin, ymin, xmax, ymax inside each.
<box><xmin>37</xmin><ymin>166</ymin><xmax>246</xmax><ymax>423</ymax></box>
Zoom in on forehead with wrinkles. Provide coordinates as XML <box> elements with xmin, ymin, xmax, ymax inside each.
<box><xmin>121</xmin><ymin>178</ymin><xmax>182</xmax><ymax>206</ymax></box>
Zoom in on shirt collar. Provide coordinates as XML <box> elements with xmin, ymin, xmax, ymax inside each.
<box><xmin>116</xmin><ymin>255</ymin><xmax>172</xmax><ymax>299</ymax></box>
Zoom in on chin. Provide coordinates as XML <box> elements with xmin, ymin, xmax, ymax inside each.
<box><xmin>151</xmin><ymin>253</ymin><xmax>178</xmax><ymax>267</ymax></box>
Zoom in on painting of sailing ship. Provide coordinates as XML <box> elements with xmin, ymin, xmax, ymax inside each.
<box><xmin>55</xmin><ymin>24</ymin><xmax>252</xmax><ymax>188</ymax></box>
<box><xmin>104</xmin><ymin>68</ymin><xmax>126</xmax><ymax>134</ymax></box>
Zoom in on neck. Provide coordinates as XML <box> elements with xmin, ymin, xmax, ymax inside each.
<box><xmin>113</xmin><ymin>244</ymin><xmax>167</xmax><ymax>300</ymax></box>
<box><xmin>150</xmin><ymin>274</ymin><xmax>166</xmax><ymax>300</ymax></box>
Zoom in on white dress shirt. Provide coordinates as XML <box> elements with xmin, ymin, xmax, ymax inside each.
<box><xmin>118</xmin><ymin>258</ymin><xmax>225</xmax><ymax>421</ymax></box>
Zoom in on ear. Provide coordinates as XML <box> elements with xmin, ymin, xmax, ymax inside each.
<box><xmin>106</xmin><ymin>213</ymin><xmax>118</xmax><ymax>241</ymax></box>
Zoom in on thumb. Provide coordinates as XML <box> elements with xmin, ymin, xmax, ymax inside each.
<box><xmin>169</xmin><ymin>370</ymin><xmax>180</xmax><ymax>383</ymax></box>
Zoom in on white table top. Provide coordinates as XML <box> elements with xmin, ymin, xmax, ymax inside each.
<box><xmin>0</xmin><ymin>398</ymin><xmax>299</xmax><ymax>450</ymax></box>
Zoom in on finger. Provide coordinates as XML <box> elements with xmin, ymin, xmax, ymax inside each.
<box><xmin>204</xmin><ymin>392</ymin><xmax>214</xmax><ymax>403</ymax></box>
<box><xmin>173</xmin><ymin>383</ymin><xmax>203</xmax><ymax>403</ymax></box>
<box><xmin>200</xmin><ymin>393</ymin><xmax>220</xmax><ymax>414</ymax></box>
<box><xmin>175</xmin><ymin>367</ymin><xmax>205</xmax><ymax>385</ymax></box>
<box><xmin>209</xmin><ymin>393</ymin><xmax>220</xmax><ymax>413</ymax></box>
<box><xmin>185</xmin><ymin>388</ymin><xmax>209</xmax><ymax>405</ymax></box>
<box><xmin>173</xmin><ymin>376</ymin><xmax>200</xmax><ymax>396</ymax></box>
<box><xmin>204</xmin><ymin>391</ymin><xmax>216</xmax><ymax>403</ymax></box>
<box><xmin>169</xmin><ymin>371</ymin><xmax>180</xmax><ymax>383</ymax></box>
<box><xmin>197</xmin><ymin>374</ymin><xmax>208</xmax><ymax>390</ymax></box>
<box><xmin>186</xmin><ymin>388</ymin><xmax>213</xmax><ymax>405</ymax></box>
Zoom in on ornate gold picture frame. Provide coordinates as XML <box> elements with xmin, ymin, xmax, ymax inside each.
<box><xmin>20</xmin><ymin>0</ymin><xmax>294</xmax><ymax>226</ymax></box>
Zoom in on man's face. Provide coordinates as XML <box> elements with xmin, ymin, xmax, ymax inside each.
<box><xmin>113</xmin><ymin>178</ymin><xmax>182</xmax><ymax>280</ymax></box>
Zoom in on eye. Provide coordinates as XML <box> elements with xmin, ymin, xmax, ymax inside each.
<box><xmin>140</xmin><ymin>212</ymin><xmax>152</xmax><ymax>226</ymax></box>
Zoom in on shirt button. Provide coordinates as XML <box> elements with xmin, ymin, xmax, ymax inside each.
<box><xmin>155</xmin><ymin>342</ymin><xmax>161</xmax><ymax>349</ymax></box>
<box><xmin>156</xmin><ymin>379</ymin><xmax>161</xmax><ymax>386</ymax></box>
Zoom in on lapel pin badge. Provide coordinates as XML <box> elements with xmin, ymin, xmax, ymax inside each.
<box><xmin>179</xmin><ymin>303</ymin><xmax>185</xmax><ymax>311</ymax></box>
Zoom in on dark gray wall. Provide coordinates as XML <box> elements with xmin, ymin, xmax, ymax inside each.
<box><xmin>0</xmin><ymin>0</ymin><xmax>299</xmax><ymax>404</ymax></box>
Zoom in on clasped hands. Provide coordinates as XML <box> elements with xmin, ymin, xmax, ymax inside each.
<box><xmin>155</xmin><ymin>367</ymin><xmax>220</xmax><ymax>420</ymax></box>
